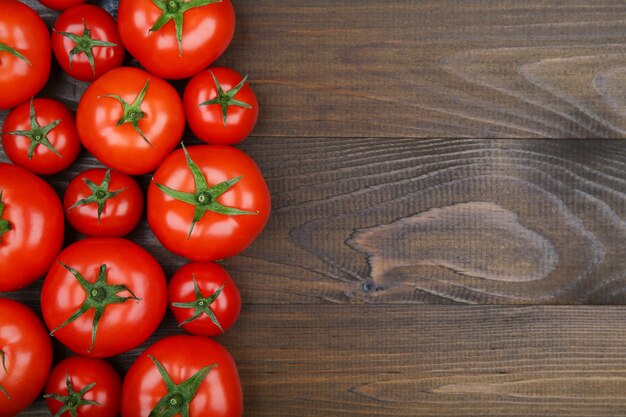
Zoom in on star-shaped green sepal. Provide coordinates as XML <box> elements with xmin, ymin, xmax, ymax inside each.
<box><xmin>0</xmin><ymin>349</ymin><xmax>9</xmax><ymax>399</ymax></box>
<box><xmin>0</xmin><ymin>42</ymin><xmax>31</xmax><ymax>65</ymax></box>
<box><xmin>68</xmin><ymin>169</ymin><xmax>127</xmax><ymax>223</ymax></box>
<box><xmin>43</xmin><ymin>370</ymin><xmax>101</xmax><ymax>417</ymax></box>
<box><xmin>171</xmin><ymin>275</ymin><xmax>225</xmax><ymax>332</ymax></box>
<box><xmin>149</xmin><ymin>0</ymin><xmax>221</xmax><ymax>57</ymax></box>
<box><xmin>148</xmin><ymin>355</ymin><xmax>217</xmax><ymax>417</ymax></box>
<box><xmin>198</xmin><ymin>71</ymin><xmax>252</xmax><ymax>127</ymax></box>
<box><xmin>54</xmin><ymin>19</ymin><xmax>118</xmax><ymax>76</ymax></box>
<box><xmin>0</xmin><ymin>191</ymin><xmax>11</xmax><ymax>243</ymax></box>
<box><xmin>50</xmin><ymin>262</ymin><xmax>142</xmax><ymax>353</ymax></box>
<box><xmin>154</xmin><ymin>143</ymin><xmax>258</xmax><ymax>239</ymax></box>
<box><xmin>99</xmin><ymin>79</ymin><xmax>152</xmax><ymax>146</ymax></box>
<box><xmin>3</xmin><ymin>98</ymin><xmax>62</xmax><ymax>159</ymax></box>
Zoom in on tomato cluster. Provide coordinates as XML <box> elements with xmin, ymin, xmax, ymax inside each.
<box><xmin>0</xmin><ymin>0</ymin><xmax>268</xmax><ymax>415</ymax></box>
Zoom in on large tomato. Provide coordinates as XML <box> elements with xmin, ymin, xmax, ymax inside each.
<box><xmin>44</xmin><ymin>356</ymin><xmax>122</xmax><ymax>417</ymax></box>
<box><xmin>0</xmin><ymin>163</ymin><xmax>64</xmax><ymax>292</ymax></box>
<box><xmin>0</xmin><ymin>298</ymin><xmax>53</xmax><ymax>417</ymax></box>
<box><xmin>0</xmin><ymin>0</ymin><xmax>51</xmax><ymax>110</ymax></box>
<box><xmin>184</xmin><ymin>67</ymin><xmax>259</xmax><ymax>145</ymax></box>
<box><xmin>121</xmin><ymin>335</ymin><xmax>243</xmax><ymax>417</ymax></box>
<box><xmin>76</xmin><ymin>67</ymin><xmax>185</xmax><ymax>175</ymax></box>
<box><xmin>168</xmin><ymin>262</ymin><xmax>241</xmax><ymax>337</ymax></box>
<box><xmin>1</xmin><ymin>98</ymin><xmax>81</xmax><ymax>175</ymax></box>
<box><xmin>52</xmin><ymin>4</ymin><xmax>125</xmax><ymax>82</ymax></box>
<box><xmin>117</xmin><ymin>0</ymin><xmax>235</xmax><ymax>79</ymax></box>
<box><xmin>41</xmin><ymin>238</ymin><xmax>167</xmax><ymax>358</ymax></box>
<box><xmin>148</xmin><ymin>145</ymin><xmax>271</xmax><ymax>261</ymax></box>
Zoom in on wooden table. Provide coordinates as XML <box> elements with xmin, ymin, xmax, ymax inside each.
<box><xmin>5</xmin><ymin>1</ymin><xmax>626</xmax><ymax>416</ymax></box>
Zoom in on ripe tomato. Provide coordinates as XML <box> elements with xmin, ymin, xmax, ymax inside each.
<box><xmin>64</xmin><ymin>169</ymin><xmax>144</xmax><ymax>237</ymax></box>
<box><xmin>76</xmin><ymin>67</ymin><xmax>185</xmax><ymax>175</ymax></box>
<box><xmin>168</xmin><ymin>262</ymin><xmax>241</xmax><ymax>337</ymax></box>
<box><xmin>39</xmin><ymin>0</ymin><xmax>86</xmax><ymax>11</ymax></box>
<box><xmin>0</xmin><ymin>1</ymin><xmax>51</xmax><ymax>110</ymax></box>
<box><xmin>148</xmin><ymin>144</ymin><xmax>271</xmax><ymax>261</ymax></box>
<box><xmin>45</xmin><ymin>356</ymin><xmax>121</xmax><ymax>417</ymax></box>
<box><xmin>52</xmin><ymin>5</ymin><xmax>125</xmax><ymax>82</ymax></box>
<box><xmin>41</xmin><ymin>238</ymin><xmax>167</xmax><ymax>358</ymax></box>
<box><xmin>121</xmin><ymin>335</ymin><xmax>242</xmax><ymax>417</ymax></box>
<box><xmin>117</xmin><ymin>0</ymin><xmax>235</xmax><ymax>79</ymax></box>
<box><xmin>184</xmin><ymin>67</ymin><xmax>259</xmax><ymax>145</ymax></box>
<box><xmin>1</xmin><ymin>98</ymin><xmax>81</xmax><ymax>175</ymax></box>
<box><xmin>0</xmin><ymin>163</ymin><xmax>64</xmax><ymax>292</ymax></box>
<box><xmin>0</xmin><ymin>298</ymin><xmax>53</xmax><ymax>417</ymax></box>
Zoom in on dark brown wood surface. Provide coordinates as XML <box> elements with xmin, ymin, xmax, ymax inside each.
<box><xmin>3</xmin><ymin>0</ymin><xmax>626</xmax><ymax>416</ymax></box>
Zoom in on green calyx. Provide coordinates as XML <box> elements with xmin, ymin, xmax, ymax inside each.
<box><xmin>3</xmin><ymin>98</ymin><xmax>62</xmax><ymax>159</ymax></box>
<box><xmin>50</xmin><ymin>262</ymin><xmax>142</xmax><ymax>353</ymax></box>
<box><xmin>55</xmin><ymin>19</ymin><xmax>117</xmax><ymax>76</ymax></box>
<box><xmin>198</xmin><ymin>71</ymin><xmax>252</xmax><ymax>127</ymax></box>
<box><xmin>148</xmin><ymin>355</ymin><xmax>217</xmax><ymax>417</ymax></box>
<box><xmin>150</xmin><ymin>0</ymin><xmax>221</xmax><ymax>56</ymax></box>
<box><xmin>0</xmin><ymin>348</ymin><xmax>9</xmax><ymax>400</ymax></box>
<box><xmin>0</xmin><ymin>43</ymin><xmax>31</xmax><ymax>65</ymax></box>
<box><xmin>154</xmin><ymin>143</ymin><xmax>258</xmax><ymax>239</ymax></box>
<box><xmin>0</xmin><ymin>191</ymin><xmax>11</xmax><ymax>243</ymax></box>
<box><xmin>68</xmin><ymin>169</ymin><xmax>127</xmax><ymax>223</ymax></box>
<box><xmin>44</xmin><ymin>370</ymin><xmax>101</xmax><ymax>417</ymax></box>
<box><xmin>172</xmin><ymin>275</ymin><xmax>225</xmax><ymax>332</ymax></box>
<box><xmin>99</xmin><ymin>79</ymin><xmax>152</xmax><ymax>146</ymax></box>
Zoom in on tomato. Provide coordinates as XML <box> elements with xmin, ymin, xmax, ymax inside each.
<box><xmin>52</xmin><ymin>5</ymin><xmax>125</xmax><ymax>82</ymax></box>
<box><xmin>0</xmin><ymin>1</ymin><xmax>51</xmax><ymax>110</ymax></box>
<box><xmin>64</xmin><ymin>169</ymin><xmax>144</xmax><ymax>237</ymax></box>
<box><xmin>117</xmin><ymin>0</ymin><xmax>235</xmax><ymax>79</ymax></box>
<box><xmin>1</xmin><ymin>98</ymin><xmax>81</xmax><ymax>175</ymax></box>
<box><xmin>45</xmin><ymin>356</ymin><xmax>121</xmax><ymax>417</ymax></box>
<box><xmin>0</xmin><ymin>163</ymin><xmax>64</xmax><ymax>292</ymax></box>
<box><xmin>184</xmin><ymin>67</ymin><xmax>259</xmax><ymax>145</ymax></box>
<box><xmin>168</xmin><ymin>262</ymin><xmax>241</xmax><ymax>337</ymax></box>
<box><xmin>41</xmin><ymin>238</ymin><xmax>167</xmax><ymax>358</ymax></box>
<box><xmin>148</xmin><ymin>144</ymin><xmax>270</xmax><ymax>261</ymax></box>
<box><xmin>39</xmin><ymin>0</ymin><xmax>86</xmax><ymax>11</ymax></box>
<box><xmin>76</xmin><ymin>67</ymin><xmax>185</xmax><ymax>175</ymax></box>
<box><xmin>0</xmin><ymin>298</ymin><xmax>53</xmax><ymax>417</ymax></box>
<box><xmin>121</xmin><ymin>335</ymin><xmax>242</xmax><ymax>417</ymax></box>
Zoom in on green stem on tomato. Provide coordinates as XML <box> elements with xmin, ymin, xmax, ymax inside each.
<box><xmin>0</xmin><ymin>349</ymin><xmax>9</xmax><ymax>400</ymax></box>
<box><xmin>0</xmin><ymin>191</ymin><xmax>12</xmax><ymax>243</ymax></box>
<box><xmin>197</xmin><ymin>71</ymin><xmax>252</xmax><ymax>127</ymax></box>
<box><xmin>68</xmin><ymin>169</ymin><xmax>127</xmax><ymax>223</ymax></box>
<box><xmin>44</xmin><ymin>370</ymin><xmax>101</xmax><ymax>417</ymax></box>
<box><xmin>171</xmin><ymin>274</ymin><xmax>225</xmax><ymax>332</ymax></box>
<box><xmin>55</xmin><ymin>19</ymin><xmax>118</xmax><ymax>76</ymax></box>
<box><xmin>0</xmin><ymin>42</ymin><xmax>31</xmax><ymax>65</ymax></box>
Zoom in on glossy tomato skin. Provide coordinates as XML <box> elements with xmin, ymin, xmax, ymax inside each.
<box><xmin>0</xmin><ymin>1</ymin><xmax>51</xmax><ymax>110</ymax></box>
<box><xmin>168</xmin><ymin>262</ymin><xmax>241</xmax><ymax>337</ymax></box>
<box><xmin>121</xmin><ymin>335</ymin><xmax>243</xmax><ymax>417</ymax></box>
<box><xmin>148</xmin><ymin>145</ymin><xmax>271</xmax><ymax>261</ymax></box>
<box><xmin>39</xmin><ymin>0</ymin><xmax>86</xmax><ymax>11</ymax></box>
<box><xmin>117</xmin><ymin>0</ymin><xmax>235</xmax><ymax>79</ymax></box>
<box><xmin>76</xmin><ymin>67</ymin><xmax>185</xmax><ymax>175</ymax></box>
<box><xmin>41</xmin><ymin>238</ymin><xmax>167</xmax><ymax>358</ymax></box>
<box><xmin>0</xmin><ymin>298</ymin><xmax>53</xmax><ymax>417</ymax></box>
<box><xmin>45</xmin><ymin>356</ymin><xmax>122</xmax><ymax>417</ymax></box>
<box><xmin>0</xmin><ymin>163</ymin><xmax>64</xmax><ymax>292</ymax></box>
<box><xmin>1</xmin><ymin>98</ymin><xmax>81</xmax><ymax>175</ymax></box>
<box><xmin>52</xmin><ymin>5</ymin><xmax>125</xmax><ymax>82</ymax></box>
<box><xmin>64</xmin><ymin>169</ymin><xmax>144</xmax><ymax>237</ymax></box>
<box><xmin>184</xmin><ymin>67</ymin><xmax>259</xmax><ymax>145</ymax></box>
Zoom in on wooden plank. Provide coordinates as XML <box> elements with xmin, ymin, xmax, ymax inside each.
<box><xmin>19</xmin><ymin>305</ymin><xmax>626</xmax><ymax>416</ymax></box>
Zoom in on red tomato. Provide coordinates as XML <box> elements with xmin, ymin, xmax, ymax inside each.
<box><xmin>64</xmin><ymin>169</ymin><xmax>144</xmax><ymax>237</ymax></box>
<box><xmin>1</xmin><ymin>98</ymin><xmax>81</xmax><ymax>175</ymax></box>
<box><xmin>41</xmin><ymin>238</ymin><xmax>167</xmax><ymax>358</ymax></box>
<box><xmin>0</xmin><ymin>298</ymin><xmax>53</xmax><ymax>417</ymax></box>
<box><xmin>117</xmin><ymin>0</ymin><xmax>235</xmax><ymax>79</ymax></box>
<box><xmin>121</xmin><ymin>335</ymin><xmax>242</xmax><ymax>417</ymax></box>
<box><xmin>39</xmin><ymin>0</ymin><xmax>86</xmax><ymax>11</ymax></box>
<box><xmin>168</xmin><ymin>262</ymin><xmax>241</xmax><ymax>337</ymax></box>
<box><xmin>184</xmin><ymin>67</ymin><xmax>259</xmax><ymax>145</ymax></box>
<box><xmin>148</xmin><ymin>145</ymin><xmax>271</xmax><ymax>261</ymax></box>
<box><xmin>52</xmin><ymin>5</ymin><xmax>125</xmax><ymax>82</ymax></box>
<box><xmin>45</xmin><ymin>356</ymin><xmax>121</xmax><ymax>417</ymax></box>
<box><xmin>0</xmin><ymin>1</ymin><xmax>51</xmax><ymax>110</ymax></box>
<box><xmin>0</xmin><ymin>163</ymin><xmax>64</xmax><ymax>292</ymax></box>
<box><xmin>76</xmin><ymin>67</ymin><xmax>185</xmax><ymax>175</ymax></box>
